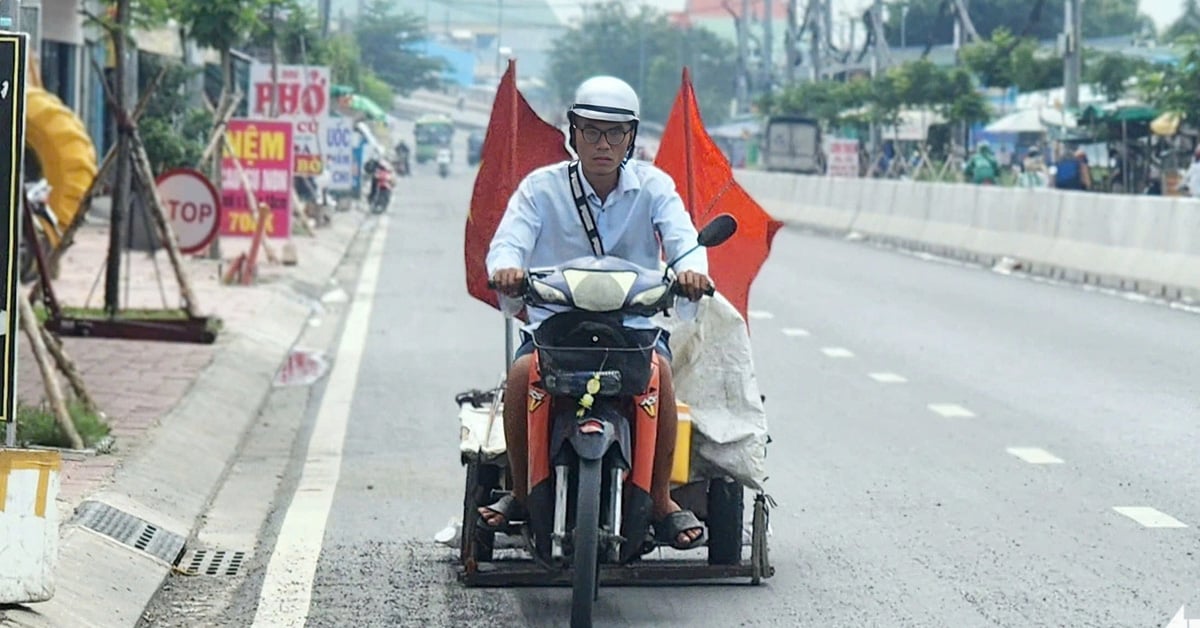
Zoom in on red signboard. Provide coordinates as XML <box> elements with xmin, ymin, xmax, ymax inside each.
<box><xmin>220</xmin><ymin>119</ymin><xmax>293</xmax><ymax>238</ymax></box>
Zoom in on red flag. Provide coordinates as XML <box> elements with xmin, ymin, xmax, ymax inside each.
<box><xmin>465</xmin><ymin>60</ymin><xmax>571</xmax><ymax>308</ymax></box>
<box><xmin>654</xmin><ymin>68</ymin><xmax>783</xmax><ymax>322</ymax></box>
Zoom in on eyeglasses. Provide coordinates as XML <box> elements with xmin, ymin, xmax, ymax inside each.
<box><xmin>578</xmin><ymin>125</ymin><xmax>630</xmax><ymax>145</ymax></box>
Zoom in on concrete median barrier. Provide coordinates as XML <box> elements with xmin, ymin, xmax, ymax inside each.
<box><xmin>739</xmin><ymin>171</ymin><xmax>1200</xmax><ymax>300</ymax></box>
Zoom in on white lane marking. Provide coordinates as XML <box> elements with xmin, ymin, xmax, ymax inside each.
<box><xmin>928</xmin><ymin>403</ymin><xmax>975</xmax><ymax>418</ymax></box>
<box><xmin>821</xmin><ymin>347</ymin><xmax>854</xmax><ymax>358</ymax></box>
<box><xmin>252</xmin><ymin>217</ymin><xmax>390</xmax><ymax>626</ymax></box>
<box><xmin>868</xmin><ymin>372</ymin><xmax>907</xmax><ymax>383</ymax></box>
<box><xmin>1005</xmin><ymin>447</ymin><xmax>1064</xmax><ymax>464</ymax></box>
<box><xmin>748</xmin><ymin>310</ymin><xmax>775</xmax><ymax>320</ymax></box>
<box><xmin>1112</xmin><ymin>506</ymin><xmax>1188</xmax><ymax>528</ymax></box>
<box><xmin>781</xmin><ymin>328</ymin><xmax>810</xmax><ymax>337</ymax></box>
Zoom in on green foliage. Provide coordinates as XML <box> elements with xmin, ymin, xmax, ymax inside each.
<box><xmin>1138</xmin><ymin>36</ymin><xmax>1200</xmax><ymax>124</ymax></box>
<box><xmin>765</xmin><ymin>60</ymin><xmax>989</xmax><ymax>129</ymax></box>
<box><xmin>137</xmin><ymin>54</ymin><xmax>213</xmax><ymax>173</ymax></box>
<box><xmin>1084</xmin><ymin>51</ymin><xmax>1151</xmax><ymax>100</ymax></box>
<box><xmin>884</xmin><ymin>0</ymin><xmax>1152</xmax><ymax>47</ymax></box>
<box><xmin>354</xmin><ymin>0</ymin><xmax>444</xmax><ymax>96</ymax></box>
<box><xmin>175</xmin><ymin>0</ymin><xmax>270</xmax><ymax>54</ymax></box>
<box><xmin>960</xmin><ymin>28</ymin><xmax>1063</xmax><ymax>92</ymax></box>
<box><xmin>549</xmin><ymin>2</ymin><xmax>739</xmax><ymax>125</ymax></box>
<box><xmin>15</xmin><ymin>401</ymin><xmax>111</xmax><ymax>449</ymax></box>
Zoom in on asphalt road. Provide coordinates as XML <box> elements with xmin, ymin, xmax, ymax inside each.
<box><xmin>147</xmin><ymin>141</ymin><xmax>1200</xmax><ymax>627</ymax></box>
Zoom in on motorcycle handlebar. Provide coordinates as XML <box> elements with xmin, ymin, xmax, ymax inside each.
<box><xmin>486</xmin><ymin>275</ymin><xmax>712</xmax><ymax>300</ymax></box>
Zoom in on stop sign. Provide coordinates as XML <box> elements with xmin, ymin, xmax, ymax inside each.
<box><xmin>155</xmin><ymin>168</ymin><xmax>221</xmax><ymax>254</ymax></box>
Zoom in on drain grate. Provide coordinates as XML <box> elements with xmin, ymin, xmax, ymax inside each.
<box><xmin>72</xmin><ymin>500</ymin><xmax>186</xmax><ymax>564</ymax></box>
<box><xmin>176</xmin><ymin>549</ymin><xmax>248</xmax><ymax>577</ymax></box>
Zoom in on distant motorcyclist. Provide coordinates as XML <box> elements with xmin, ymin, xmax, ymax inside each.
<box><xmin>479</xmin><ymin>75</ymin><xmax>713</xmax><ymax>550</ymax></box>
<box><xmin>964</xmin><ymin>141</ymin><xmax>1000</xmax><ymax>185</ymax></box>
<box><xmin>394</xmin><ymin>140</ymin><xmax>411</xmax><ymax>176</ymax></box>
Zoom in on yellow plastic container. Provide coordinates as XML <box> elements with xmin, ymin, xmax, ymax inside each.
<box><xmin>671</xmin><ymin>402</ymin><xmax>692</xmax><ymax>485</ymax></box>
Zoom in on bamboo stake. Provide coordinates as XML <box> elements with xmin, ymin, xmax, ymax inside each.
<box><xmin>48</xmin><ymin>61</ymin><xmax>168</xmax><ymax>272</ymax></box>
<box><xmin>39</xmin><ymin>326</ymin><xmax>98</xmax><ymax>415</ymax></box>
<box><xmin>221</xmin><ymin>134</ymin><xmax>280</xmax><ymax>264</ymax></box>
<box><xmin>130</xmin><ymin>131</ymin><xmax>203</xmax><ymax>317</ymax></box>
<box><xmin>18</xmin><ymin>291</ymin><xmax>83</xmax><ymax>450</ymax></box>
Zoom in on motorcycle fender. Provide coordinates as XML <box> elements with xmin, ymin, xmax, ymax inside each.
<box><xmin>550</xmin><ymin>403</ymin><xmax>630</xmax><ymax>464</ymax></box>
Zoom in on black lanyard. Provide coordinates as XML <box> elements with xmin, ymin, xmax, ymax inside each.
<box><xmin>567</xmin><ymin>161</ymin><xmax>605</xmax><ymax>256</ymax></box>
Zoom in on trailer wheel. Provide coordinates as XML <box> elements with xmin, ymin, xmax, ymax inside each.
<box><xmin>706</xmin><ymin>477</ymin><xmax>743</xmax><ymax>565</ymax></box>
<box><xmin>751</xmin><ymin>493</ymin><xmax>771</xmax><ymax>584</ymax></box>
<box><xmin>461</xmin><ymin>460</ymin><xmax>500</xmax><ymax>563</ymax></box>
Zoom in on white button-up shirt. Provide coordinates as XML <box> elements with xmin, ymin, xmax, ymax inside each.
<box><xmin>487</xmin><ymin>160</ymin><xmax>707</xmax><ymax>326</ymax></box>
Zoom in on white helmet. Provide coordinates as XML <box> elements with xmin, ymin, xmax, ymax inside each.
<box><xmin>568</xmin><ymin>76</ymin><xmax>640</xmax><ymax>124</ymax></box>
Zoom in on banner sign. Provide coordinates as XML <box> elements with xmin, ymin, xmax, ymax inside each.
<box><xmin>826</xmin><ymin>138</ymin><xmax>860</xmax><ymax>178</ymax></box>
<box><xmin>0</xmin><ymin>32</ymin><xmax>27</xmax><ymax>441</ymax></box>
<box><xmin>249</xmin><ymin>64</ymin><xmax>329</xmax><ymax>176</ymax></box>
<box><xmin>220</xmin><ymin>119</ymin><xmax>293</xmax><ymax>238</ymax></box>
<box><xmin>324</xmin><ymin>118</ymin><xmax>355</xmax><ymax>191</ymax></box>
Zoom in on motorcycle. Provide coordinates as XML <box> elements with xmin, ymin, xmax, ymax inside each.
<box><xmin>369</xmin><ymin>162</ymin><xmax>394</xmax><ymax>214</ymax></box>
<box><xmin>437</xmin><ymin>148</ymin><xmax>452</xmax><ymax>178</ymax></box>
<box><xmin>470</xmin><ymin>215</ymin><xmax>761</xmax><ymax>627</ymax></box>
<box><xmin>19</xmin><ymin>179</ymin><xmax>60</xmax><ymax>284</ymax></box>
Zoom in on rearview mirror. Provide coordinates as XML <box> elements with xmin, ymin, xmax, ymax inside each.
<box><xmin>697</xmin><ymin>214</ymin><xmax>738</xmax><ymax>248</ymax></box>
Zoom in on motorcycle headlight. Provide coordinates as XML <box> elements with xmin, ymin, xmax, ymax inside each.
<box><xmin>562</xmin><ymin>270</ymin><xmax>637</xmax><ymax>311</ymax></box>
<box><xmin>532</xmin><ymin>280</ymin><xmax>568</xmax><ymax>304</ymax></box>
<box><xmin>630</xmin><ymin>285</ymin><xmax>669</xmax><ymax>307</ymax></box>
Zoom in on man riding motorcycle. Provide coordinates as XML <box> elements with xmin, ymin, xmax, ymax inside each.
<box><xmin>480</xmin><ymin>75</ymin><xmax>712</xmax><ymax>550</ymax></box>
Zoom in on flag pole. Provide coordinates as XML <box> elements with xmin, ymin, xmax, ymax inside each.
<box><xmin>681</xmin><ymin>67</ymin><xmax>698</xmax><ymax>217</ymax></box>
<box><xmin>504</xmin><ymin>59</ymin><xmax>518</xmax><ymax>373</ymax></box>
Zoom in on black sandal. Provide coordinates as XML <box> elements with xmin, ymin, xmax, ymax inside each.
<box><xmin>476</xmin><ymin>494</ymin><xmax>528</xmax><ymax>531</ymax></box>
<box><xmin>654</xmin><ymin>510</ymin><xmax>708</xmax><ymax>550</ymax></box>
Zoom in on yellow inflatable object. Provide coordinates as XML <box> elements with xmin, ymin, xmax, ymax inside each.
<box><xmin>23</xmin><ymin>86</ymin><xmax>99</xmax><ymax>248</ymax></box>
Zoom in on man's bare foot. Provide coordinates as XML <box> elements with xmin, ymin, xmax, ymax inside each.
<box><xmin>477</xmin><ymin>495</ymin><xmax>526</xmax><ymax>529</ymax></box>
<box><xmin>653</xmin><ymin>499</ymin><xmax>704</xmax><ymax>547</ymax></box>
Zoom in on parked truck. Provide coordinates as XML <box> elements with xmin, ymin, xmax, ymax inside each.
<box><xmin>762</xmin><ymin>116</ymin><xmax>825</xmax><ymax>175</ymax></box>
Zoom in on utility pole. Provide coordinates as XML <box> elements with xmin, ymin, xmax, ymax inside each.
<box><xmin>784</xmin><ymin>0</ymin><xmax>796</xmax><ymax>83</ymax></box>
<box><xmin>319</xmin><ymin>0</ymin><xmax>332</xmax><ymax>36</ymax></box>
<box><xmin>495</xmin><ymin>0</ymin><xmax>503</xmax><ymax>80</ymax></box>
<box><xmin>1063</xmin><ymin>0</ymin><xmax>1082</xmax><ymax>109</ymax></box>
<box><xmin>735</xmin><ymin>0</ymin><xmax>750</xmax><ymax>114</ymax></box>
<box><xmin>763</xmin><ymin>0</ymin><xmax>774</xmax><ymax>96</ymax></box>
<box><xmin>808</xmin><ymin>0</ymin><xmax>822</xmax><ymax>81</ymax></box>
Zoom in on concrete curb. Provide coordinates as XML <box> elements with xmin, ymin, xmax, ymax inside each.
<box><xmin>1</xmin><ymin>215</ymin><xmax>373</xmax><ymax>628</ymax></box>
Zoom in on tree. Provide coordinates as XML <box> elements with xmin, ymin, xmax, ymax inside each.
<box><xmin>764</xmin><ymin>59</ymin><xmax>989</xmax><ymax>136</ymax></box>
<box><xmin>354</xmin><ymin>0</ymin><xmax>444</xmax><ymax>96</ymax></box>
<box><xmin>960</xmin><ymin>28</ymin><xmax>1063</xmax><ymax>92</ymax></box>
<box><xmin>272</xmin><ymin>5</ymin><xmax>395</xmax><ymax>109</ymax></box>
<box><xmin>174</xmin><ymin>0</ymin><xmax>271</xmax><ymax>102</ymax></box>
<box><xmin>1164</xmin><ymin>0</ymin><xmax>1200</xmax><ymax>42</ymax></box>
<box><xmin>137</xmin><ymin>54</ymin><xmax>213</xmax><ymax>172</ymax></box>
<box><xmin>548</xmin><ymin>2</ymin><xmax>738</xmax><ymax>125</ymax></box>
<box><xmin>1139</xmin><ymin>36</ymin><xmax>1200</xmax><ymax>124</ymax></box>
<box><xmin>1083</xmin><ymin>51</ymin><xmax>1150</xmax><ymax>100</ymax></box>
<box><xmin>884</xmin><ymin>0</ymin><xmax>1154</xmax><ymax>47</ymax></box>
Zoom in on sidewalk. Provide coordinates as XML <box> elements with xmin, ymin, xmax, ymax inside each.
<box><xmin>14</xmin><ymin>219</ymin><xmax>347</xmax><ymax>512</ymax></box>
<box><xmin>3</xmin><ymin>208</ymin><xmax>368</xmax><ymax>627</ymax></box>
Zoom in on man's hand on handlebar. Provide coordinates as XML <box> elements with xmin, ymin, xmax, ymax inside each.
<box><xmin>490</xmin><ymin>268</ymin><xmax>526</xmax><ymax>297</ymax></box>
<box><xmin>676</xmin><ymin>270</ymin><xmax>714</xmax><ymax>301</ymax></box>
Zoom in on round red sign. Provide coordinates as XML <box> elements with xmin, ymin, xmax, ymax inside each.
<box><xmin>155</xmin><ymin>168</ymin><xmax>221</xmax><ymax>254</ymax></box>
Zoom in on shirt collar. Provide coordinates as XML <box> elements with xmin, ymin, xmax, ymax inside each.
<box><xmin>577</xmin><ymin>161</ymin><xmax>642</xmax><ymax>202</ymax></box>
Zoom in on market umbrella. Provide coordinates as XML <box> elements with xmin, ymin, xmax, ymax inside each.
<box><xmin>985</xmin><ymin>107</ymin><xmax>1076</xmax><ymax>133</ymax></box>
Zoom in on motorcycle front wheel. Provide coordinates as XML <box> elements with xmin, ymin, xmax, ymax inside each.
<box><xmin>571</xmin><ymin>457</ymin><xmax>602</xmax><ymax>628</ymax></box>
